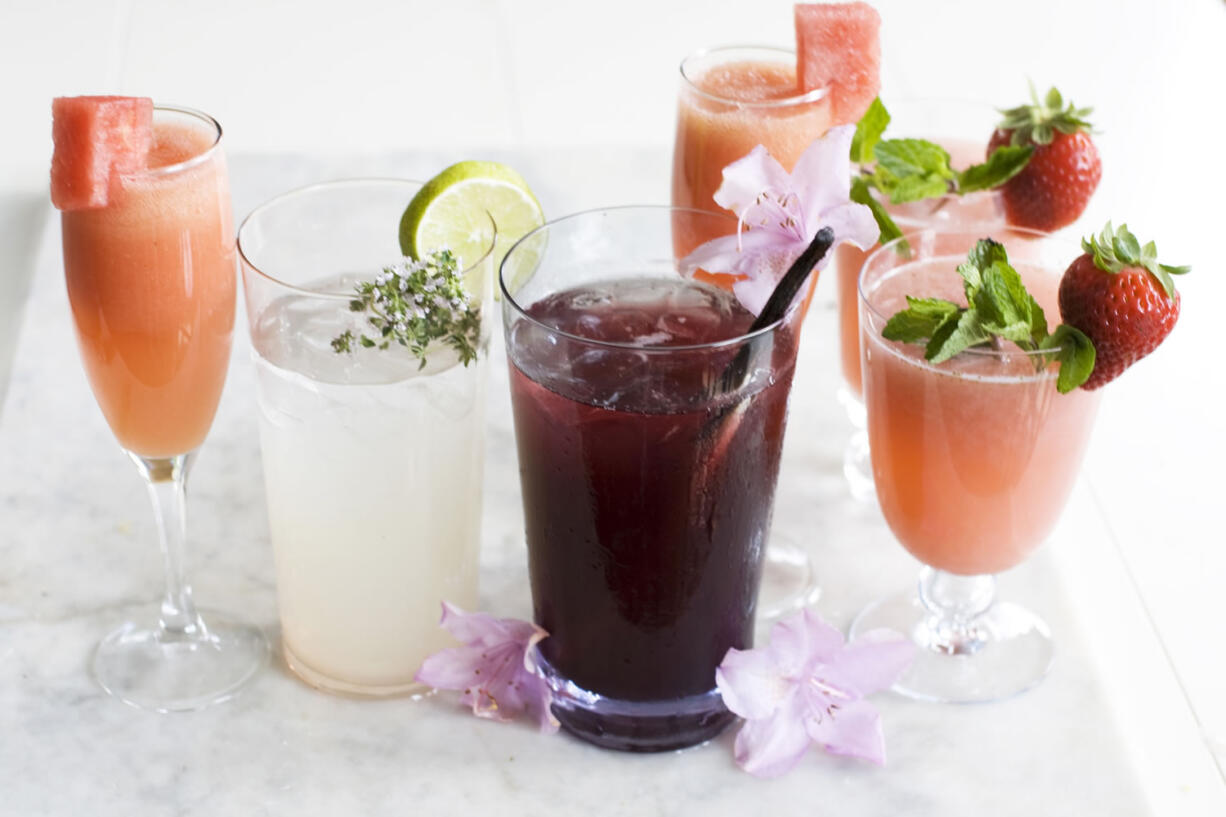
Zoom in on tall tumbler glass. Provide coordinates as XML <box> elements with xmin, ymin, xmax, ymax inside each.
<box><xmin>238</xmin><ymin>180</ymin><xmax>494</xmax><ymax>696</ymax></box>
<box><xmin>61</xmin><ymin>104</ymin><xmax>267</xmax><ymax>711</ymax></box>
<box><xmin>672</xmin><ymin>45</ymin><xmax>830</xmax><ymax>616</ymax></box>
<box><xmin>502</xmin><ymin>207</ymin><xmax>804</xmax><ymax>751</ymax></box>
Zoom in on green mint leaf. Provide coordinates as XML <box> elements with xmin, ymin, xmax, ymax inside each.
<box><xmin>957</xmin><ymin>144</ymin><xmax>1033</xmax><ymax>193</ymax></box>
<box><xmin>873</xmin><ymin>138</ymin><xmax>955</xmax><ymax>184</ymax></box>
<box><xmin>851</xmin><ymin>97</ymin><xmax>890</xmax><ymax>165</ymax></box>
<box><xmin>928</xmin><ymin>309</ymin><xmax>992</xmax><ymax>364</ymax></box>
<box><xmin>1041</xmin><ymin>324</ymin><xmax>1096</xmax><ymax>393</ymax></box>
<box><xmin>956</xmin><ymin>239</ymin><xmax>1008</xmax><ymax>302</ymax></box>
<box><xmin>1027</xmin><ymin>293</ymin><xmax>1049</xmax><ymax>344</ymax></box>
<box><xmin>850</xmin><ymin>176</ymin><xmax>903</xmax><ymax>245</ymax></box>
<box><xmin>888</xmin><ymin>174</ymin><xmax>951</xmax><ymax>204</ymax></box>
<box><xmin>973</xmin><ymin>261</ymin><xmax>1036</xmax><ymax>345</ymax></box>
<box><xmin>882</xmin><ymin>297</ymin><xmax>961</xmax><ymax>342</ymax></box>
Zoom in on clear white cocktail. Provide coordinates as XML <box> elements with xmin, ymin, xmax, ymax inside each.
<box><xmin>239</xmin><ymin>180</ymin><xmax>493</xmax><ymax>695</ymax></box>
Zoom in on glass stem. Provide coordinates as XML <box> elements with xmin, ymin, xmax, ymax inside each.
<box><xmin>129</xmin><ymin>451</ymin><xmax>206</xmax><ymax>641</ymax></box>
<box><xmin>916</xmin><ymin>567</ymin><xmax>996</xmax><ymax>656</ymax></box>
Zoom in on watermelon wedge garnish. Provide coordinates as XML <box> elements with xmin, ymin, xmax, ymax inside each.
<box><xmin>795</xmin><ymin>2</ymin><xmax>882</xmax><ymax>126</ymax></box>
<box><xmin>50</xmin><ymin>96</ymin><xmax>153</xmax><ymax>211</ymax></box>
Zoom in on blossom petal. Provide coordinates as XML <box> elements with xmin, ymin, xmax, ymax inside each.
<box><xmin>814</xmin><ymin>201</ymin><xmax>880</xmax><ymax>254</ymax></box>
<box><xmin>830</xmin><ymin>628</ymin><xmax>916</xmax><ymax>697</ymax></box>
<box><xmin>713</xmin><ymin>145</ymin><xmax>792</xmax><ymax>215</ymax></box>
<box><xmin>438</xmin><ymin>601</ymin><xmax>546</xmax><ymax>649</ymax></box>
<box><xmin>732</xmin><ymin>689</ymin><xmax>813</xmax><ymax>778</ymax></box>
<box><xmin>417</xmin><ymin>602</ymin><xmax>558</xmax><ymax>733</ymax></box>
<box><xmin>804</xmin><ymin>699</ymin><xmax>888</xmax><ymax>766</ymax></box>
<box><xmin>679</xmin><ymin>230</ymin><xmax>797</xmax><ymax>279</ymax></box>
<box><xmin>768</xmin><ymin>608</ymin><xmax>846</xmax><ymax>678</ymax></box>
<box><xmin>791</xmin><ymin>124</ymin><xmax>857</xmax><ymax>220</ymax></box>
<box><xmin>716</xmin><ymin>646</ymin><xmax>790</xmax><ymax>721</ymax></box>
<box><xmin>415</xmin><ymin>644</ymin><xmax>496</xmax><ymax>690</ymax></box>
<box><xmin>729</xmin><ymin>245</ymin><xmax>805</xmax><ymax>315</ymax></box>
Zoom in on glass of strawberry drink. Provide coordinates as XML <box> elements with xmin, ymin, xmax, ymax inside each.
<box><xmin>835</xmin><ymin>99</ymin><xmax>1009</xmax><ymax>502</ymax></box>
<box><xmin>850</xmin><ymin>228</ymin><xmax>1100</xmax><ymax>703</ymax></box>
<box><xmin>502</xmin><ymin>207</ymin><xmax>804</xmax><ymax>751</ymax></box>
<box><xmin>52</xmin><ymin>98</ymin><xmax>267</xmax><ymax>710</ymax></box>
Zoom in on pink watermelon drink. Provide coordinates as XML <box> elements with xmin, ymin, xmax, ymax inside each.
<box><xmin>671</xmin><ymin>3</ymin><xmax>880</xmax><ymax>271</ymax></box>
<box><xmin>501</xmin><ymin>208</ymin><xmax>803</xmax><ymax>752</ymax></box>
<box><xmin>57</xmin><ymin>100</ymin><xmax>236</xmax><ymax>457</ymax></box>
<box><xmin>671</xmin><ymin>47</ymin><xmax>832</xmax><ymax>257</ymax></box>
<box><xmin>50</xmin><ymin>97</ymin><xmax>263</xmax><ymax>712</ymax></box>
<box><xmin>861</xmin><ymin>242</ymin><xmax>1098</xmax><ymax>574</ymax></box>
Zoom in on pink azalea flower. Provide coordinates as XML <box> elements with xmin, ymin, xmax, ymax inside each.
<box><xmin>680</xmin><ymin>125</ymin><xmax>879</xmax><ymax>315</ymax></box>
<box><xmin>716</xmin><ymin>609</ymin><xmax>914</xmax><ymax>777</ymax></box>
<box><xmin>415</xmin><ymin>602</ymin><xmax>559</xmax><ymax>734</ymax></box>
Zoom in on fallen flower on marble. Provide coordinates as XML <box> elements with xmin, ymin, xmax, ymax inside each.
<box><xmin>716</xmin><ymin>609</ymin><xmax>914</xmax><ymax>777</ymax></box>
<box><xmin>679</xmin><ymin>125</ymin><xmax>879</xmax><ymax>315</ymax></box>
<box><xmin>415</xmin><ymin>602</ymin><xmax>559</xmax><ymax>734</ymax></box>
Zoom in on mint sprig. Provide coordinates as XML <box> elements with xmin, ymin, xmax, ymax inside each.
<box><xmin>1082</xmin><ymin>221</ymin><xmax>1190</xmax><ymax>299</ymax></box>
<box><xmin>331</xmin><ymin>248</ymin><xmax>481</xmax><ymax>368</ymax></box>
<box><xmin>849</xmin><ymin>97</ymin><xmax>1034</xmax><ymax>243</ymax></box>
<box><xmin>882</xmin><ymin>238</ymin><xmax>1096</xmax><ymax>392</ymax></box>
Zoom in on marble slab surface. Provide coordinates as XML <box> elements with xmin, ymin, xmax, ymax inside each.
<box><xmin>0</xmin><ymin>152</ymin><xmax>1208</xmax><ymax>815</ymax></box>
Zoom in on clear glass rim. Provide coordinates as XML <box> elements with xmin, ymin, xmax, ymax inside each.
<box><xmin>237</xmin><ymin>177</ymin><xmax>496</xmax><ymax>302</ymax></box>
<box><xmin>679</xmin><ymin>45</ymin><xmax>829</xmax><ymax>109</ymax></box>
<box><xmin>858</xmin><ymin>225</ymin><xmax>1076</xmax><ymax>358</ymax></box>
<box><xmin>144</xmin><ymin>104</ymin><xmax>223</xmax><ymax>177</ymax></box>
<box><xmin>499</xmin><ymin>204</ymin><xmax>803</xmax><ymax>354</ymax></box>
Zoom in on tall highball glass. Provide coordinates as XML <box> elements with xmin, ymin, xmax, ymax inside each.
<box><xmin>239</xmin><ymin>180</ymin><xmax>494</xmax><ymax>696</ymax></box>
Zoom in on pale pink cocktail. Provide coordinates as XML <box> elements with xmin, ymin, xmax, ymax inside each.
<box><xmin>850</xmin><ymin>228</ymin><xmax>1100</xmax><ymax>703</ymax></box>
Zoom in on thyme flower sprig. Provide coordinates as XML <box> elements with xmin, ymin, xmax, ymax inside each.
<box><xmin>331</xmin><ymin>248</ymin><xmax>481</xmax><ymax>368</ymax></box>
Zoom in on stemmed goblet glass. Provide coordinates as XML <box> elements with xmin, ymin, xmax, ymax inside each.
<box><xmin>849</xmin><ymin>227</ymin><xmax>1100</xmax><ymax>702</ymax></box>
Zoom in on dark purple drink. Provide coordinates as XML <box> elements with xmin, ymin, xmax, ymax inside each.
<box><xmin>506</xmin><ymin>276</ymin><xmax>799</xmax><ymax>751</ymax></box>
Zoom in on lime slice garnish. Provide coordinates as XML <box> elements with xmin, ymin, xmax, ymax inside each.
<box><xmin>399</xmin><ymin>161</ymin><xmax>545</xmax><ymax>297</ymax></box>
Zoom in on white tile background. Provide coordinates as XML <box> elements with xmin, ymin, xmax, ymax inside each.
<box><xmin>2</xmin><ymin>0</ymin><xmax>1225</xmax><ymax>805</ymax></box>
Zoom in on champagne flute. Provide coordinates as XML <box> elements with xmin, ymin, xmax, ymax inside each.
<box><xmin>60</xmin><ymin>103</ymin><xmax>267</xmax><ymax>711</ymax></box>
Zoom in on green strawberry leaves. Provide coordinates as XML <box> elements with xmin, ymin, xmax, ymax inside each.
<box><xmin>1082</xmin><ymin>221</ymin><xmax>1191</xmax><ymax>299</ymax></box>
<box><xmin>881</xmin><ymin>238</ymin><xmax>1097</xmax><ymax>392</ymax></box>
<box><xmin>849</xmin><ymin>97</ymin><xmax>1034</xmax><ymax>244</ymax></box>
<box><xmin>996</xmin><ymin>83</ymin><xmax>1094</xmax><ymax>147</ymax></box>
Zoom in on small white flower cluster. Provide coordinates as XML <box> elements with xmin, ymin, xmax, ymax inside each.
<box><xmin>332</xmin><ymin>247</ymin><xmax>481</xmax><ymax>366</ymax></box>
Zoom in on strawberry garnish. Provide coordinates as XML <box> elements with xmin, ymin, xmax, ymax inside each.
<box><xmin>988</xmin><ymin>86</ymin><xmax>1101</xmax><ymax>231</ymax></box>
<box><xmin>1058</xmin><ymin>223</ymin><xmax>1189</xmax><ymax>390</ymax></box>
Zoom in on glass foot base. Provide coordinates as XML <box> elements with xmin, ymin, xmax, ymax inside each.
<box><xmin>849</xmin><ymin>589</ymin><xmax>1053</xmax><ymax>704</ymax></box>
<box><xmin>535</xmin><ymin>650</ymin><xmax>734</xmax><ymax>752</ymax></box>
<box><xmin>92</xmin><ymin>608</ymin><xmax>268</xmax><ymax>712</ymax></box>
<box><xmin>757</xmin><ymin>536</ymin><xmax>821</xmax><ymax>621</ymax></box>
<box><xmin>283</xmin><ymin>642</ymin><xmax>424</xmax><ymax>698</ymax></box>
